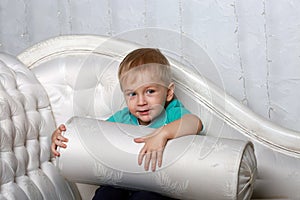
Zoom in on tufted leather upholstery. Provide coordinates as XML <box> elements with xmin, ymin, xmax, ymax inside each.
<box><xmin>0</xmin><ymin>53</ymin><xmax>80</xmax><ymax>199</ymax></box>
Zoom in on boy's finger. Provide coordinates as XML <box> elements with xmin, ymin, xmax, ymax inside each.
<box><xmin>51</xmin><ymin>143</ymin><xmax>60</xmax><ymax>157</ymax></box>
<box><xmin>151</xmin><ymin>151</ymin><xmax>157</xmax><ymax>172</ymax></box>
<box><xmin>57</xmin><ymin>135</ymin><xmax>68</xmax><ymax>142</ymax></box>
<box><xmin>138</xmin><ymin>148</ymin><xmax>146</xmax><ymax>165</ymax></box>
<box><xmin>134</xmin><ymin>137</ymin><xmax>145</xmax><ymax>143</ymax></box>
<box><xmin>58</xmin><ymin>124</ymin><xmax>66</xmax><ymax>131</ymax></box>
<box><xmin>157</xmin><ymin>150</ymin><xmax>163</xmax><ymax>167</ymax></box>
<box><xmin>55</xmin><ymin>139</ymin><xmax>67</xmax><ymax>148</ymax></box>
<box><xmin>144</xmin><ymin>152</ymin><xmax>151</xmax><ymax>171</ymax></box>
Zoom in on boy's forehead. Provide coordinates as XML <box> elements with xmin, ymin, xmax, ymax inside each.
<box><xmin>121</xmin><ymin>68</ymin><xmax>166</xmax><ymax>90</ymax></box>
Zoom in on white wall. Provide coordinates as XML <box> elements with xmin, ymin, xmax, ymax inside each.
<box><xmin>1</xmin><ymin>0</ymin><xmax>299</xmax><ymax>132</ymax></box>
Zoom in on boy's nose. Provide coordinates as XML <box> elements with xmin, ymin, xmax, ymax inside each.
<box><xmin>137</xmin><ymin>95</ymin><xmax>147</xmax><ymax>105</ymax></box>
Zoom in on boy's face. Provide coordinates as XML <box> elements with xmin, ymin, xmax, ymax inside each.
<box><xmin>120</xmin><ymin>67</ymin><xmax>174</xmax><ymax>126</ymax></box>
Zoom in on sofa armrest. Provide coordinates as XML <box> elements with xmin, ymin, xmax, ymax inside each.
<box><xmin>0</xmin><ymin>53</ymin><xmax>81</xmax><ymax>199</ymax></box>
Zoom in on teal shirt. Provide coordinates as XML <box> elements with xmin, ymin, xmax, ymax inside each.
<box><xmin>107</xmin><ymin>99</ymin><xmax>190</xmax><ymax>128</ymax></box>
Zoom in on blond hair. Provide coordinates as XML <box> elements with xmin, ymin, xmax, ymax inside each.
<box><xmin>118</xmin><ymin>48</ymin><xmax>171</xmax><ymax>86</ymax></box>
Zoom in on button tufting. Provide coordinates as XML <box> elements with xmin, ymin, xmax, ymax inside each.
<box><xmin>0</xmin><ymin>53</ymin><xmax>75</xmax><ymax>199</ymax></box>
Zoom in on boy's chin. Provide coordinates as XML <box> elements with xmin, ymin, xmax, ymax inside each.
<box><xmin>138</xmin><ymin>117</ymin><xmax>152</xmax><ymax>126</ymax></box>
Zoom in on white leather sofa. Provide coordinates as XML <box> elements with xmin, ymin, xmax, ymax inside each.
<box><xmin>0</xmin><ymin>35</ymin><xmax>299</xmax><ymax>199</ymax></box>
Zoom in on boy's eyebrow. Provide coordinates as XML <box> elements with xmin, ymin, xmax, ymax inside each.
<box><xmin>123</xmin><ymin>84</ymin><xmax>161</xmax><ymax>92</ymax></box>
<box><xmin>123</xmin><ymin>89</ymin><xmax>133</xmax><ymax>93</ymax></box>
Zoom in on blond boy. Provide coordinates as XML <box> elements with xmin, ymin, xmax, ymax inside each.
<box><xmin>52</xmin><ymin>48</ymin><xmax>202</xmax><ymax>200</ymax></box>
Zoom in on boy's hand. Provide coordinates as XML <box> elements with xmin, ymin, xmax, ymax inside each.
<box><xmin>51</xmin><ymin>124</ymin><xmax>69</xmax><ymax>157</ymax></box>
<box><xmin>134</xmin><ymin>128</ymin><xmax>168</xmax><ymax>172</ymax></box>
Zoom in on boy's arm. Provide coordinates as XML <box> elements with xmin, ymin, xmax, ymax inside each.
<box><xmin>161</xmin><ymin>113</ymin><xmax>203</xmax><ymax>139</ymax></box>
<box><xmin>134</xmin><ymin>114</ymin><xmax>202</xmax><ymax>171</ymax></box>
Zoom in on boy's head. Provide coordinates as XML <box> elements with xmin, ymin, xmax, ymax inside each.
<box><xmin>118</xmin><ymin>48</ymin><xmax>175</xmax><ymax>125</ymax></box>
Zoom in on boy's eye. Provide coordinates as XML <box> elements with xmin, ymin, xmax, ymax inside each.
<box><xmin>128</xmin><ymin>92</ymin><xmax>136</xmax><ymax>97</ymax></box>
<box><xmin>146</xmin><ymin>89</ymin><xmax>155</xmax><ymax>94</ymax></box>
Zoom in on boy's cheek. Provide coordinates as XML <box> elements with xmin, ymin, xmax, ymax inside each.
<box><xmin>152</xmin><ymin>104</ymin><xmax>165</xmax><ymax>113</ymax></box>
<box><xmin>124</xmin><ymin>98</ymin><xmax>132</xmax><ymax>107</ymax></box>
<box><xmin>127</xmin><ymin>106</ymin><xmax>136</xmax><ymax>116</ymax></box>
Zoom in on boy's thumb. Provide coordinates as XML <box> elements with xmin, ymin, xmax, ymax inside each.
<box><xmin>133</xmin><ymin>137</ymin><xmax>145</xmax><ymax>143</ymax></box>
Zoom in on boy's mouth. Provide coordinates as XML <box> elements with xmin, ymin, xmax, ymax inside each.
<box><xmin>137</xmin><ymin>109</ymin><xmax>150</xmax><ymax>116</ymax></box>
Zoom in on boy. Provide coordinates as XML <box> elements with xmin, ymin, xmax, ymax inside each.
<box><xmin>51</xmin><ymin>48</ymin><xmax>203</xmax><ymax>200</ymax></box>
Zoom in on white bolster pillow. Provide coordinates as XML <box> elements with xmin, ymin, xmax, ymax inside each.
<box><xmin>57</xmin><ymin>117</ymin><xmax>257</xmax><ymax>200</ymax></box>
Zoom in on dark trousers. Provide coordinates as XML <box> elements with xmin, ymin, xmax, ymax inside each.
<box><xmin>92</xmin><ymin>186</ymin><xmax>176</xmax><ymax>200</ymax></box>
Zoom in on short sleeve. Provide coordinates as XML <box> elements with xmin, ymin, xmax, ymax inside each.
<box><xmin>165</xmin><ymin>99</ymin><xmax>191</xmax><ymax>123</ymax></box>
<box><xmin>166</xmin><ymin>99</ymin><xmax>205</xmax><ymax>134</ymax></box>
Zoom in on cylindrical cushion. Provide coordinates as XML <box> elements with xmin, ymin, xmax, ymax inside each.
<box><xmin>57</xmin><ymin>117</ymin><xmax>257</xmax><ymax>200</ymax></box>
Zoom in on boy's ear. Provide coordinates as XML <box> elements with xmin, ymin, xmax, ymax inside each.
<box><xmin>166</xmin><ymin>82</ymin><xmax>175</xmax><ymax>102</ymax></box>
